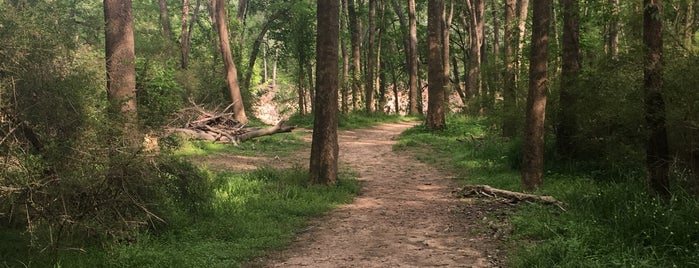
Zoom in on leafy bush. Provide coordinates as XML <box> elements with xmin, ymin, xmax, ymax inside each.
<box><xmin>136</xmin><ymin>59</ymin><xmax>186</xmax><ymax>128</ymax></box>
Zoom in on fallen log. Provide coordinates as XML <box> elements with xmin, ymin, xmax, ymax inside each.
<box><xmin>455</xmin><ymin>184</ymin><xmax>565</xmax><ymax>210</ymax></box>
<box><xmin>237</xmin><ymin>120</ymin><xmax>295</xmax><ymax>142</ymax></box>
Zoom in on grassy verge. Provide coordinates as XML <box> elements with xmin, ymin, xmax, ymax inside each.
<box><xmin>287</xmin><ymin>111</ymin><xmax>420</xmax><ymax>130</ymax></box>
<box><xmin>395</xmin><ymin>115</ymin><xmax>699</xmax><ymax>267</ymax></box>
<box><xmin>1</xmin><ymin>133</ymin><xmax>359</xmax><ymax>267</ymax></box>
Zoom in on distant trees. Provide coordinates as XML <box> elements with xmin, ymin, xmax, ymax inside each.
<box><xmin>557</xmin><ymin>0</ymin><xmax>582</xmax><ymax>157</ymax></box>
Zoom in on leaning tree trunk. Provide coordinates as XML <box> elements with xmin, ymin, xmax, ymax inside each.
<box><xmin>521</xmin><ymin>0</ymin><xmax>551</xmax><ymax>191</ymax></box>
<box><xmin>243</xmin><ymin>11</ymin><xmax>281</xmax><ymax>91</ymax></box>
<box><xmin>643</xmin><ymin>0</ymin><xmax>670</xmax><ymax>197</ymax></box>
<box><xmin>310</xmin><ymin>0</ymin><xmax>340</xmax><ymax>185</ymax></box>
<box><xmin>426</xmin><ymin>0</ymin><xmax>446</xmax><ymax>130</ymax></box>
<box><xmin>214</xmin><ymin>0</ymin><xmax>247</xmax><ymax>123</ymax></box>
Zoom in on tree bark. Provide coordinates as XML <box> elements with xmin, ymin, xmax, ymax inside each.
<box><xmin>341</xmin><ymin>0</ymin><xmax>350</xmax><ymax>114</ymax></box>
<box><xmin>366</xmin><ymin>0</ymin><xmax>377</xmax><ymax>112</ymax></box>
<box><xmin>310</xmin><ymin>0</ymin><xmax>340</xmax><ymax>185</ymax></box>
<box><xmin>557</xmin><ymin>0</ymin><xmax>582</xmax><ymax>158</ymax></box>
<box><xmin>521</xmin><ymin>0</ymin><xmax>550</xmax><ymax>191</ymax></box>
<box><xmin>516</xmin><ymin>0</ymin><xmax>530</xmax><ymax>82</ymax></box>
<box><xmin>214</xmin><ymin>0</ymin><xmax>247</xmax><ymax>123</ymax></box>
<box><xmin>104</xmin><ymin>0</ymin><xmax>137</xmax><ymax>123</ymax></box>
<box><xmin>180</xmin><ymin>0</ymin><xmax>201</xmax><ymax>69</ymax></box>
<box><xmin>503</xmin><ymin>0</ymin><xmax>518</xmax><ymax>137</ymax></box>
<box><xmin>643</xmin><ymin>0</ymin><xmax>670</xmax><ymax>197</ymax></box>
<box><xmin>408</xmin><ymin>0</ymin><xmax>420</xmax><ymax>115</ymax></box>
<box><xmin>465</xmin><ymin>0</ymin><xmax>485</xmax><ymax>114</ymax></box>
<box><xmin>158</xmin><ymin>0</ymin><xmax>174</xmax><ymax>41</ymax></box>
<box><xmin>348</xmin><ymin>0</ymin><xmax>363</xmax><ymax>111</ymax></box>
<box><xmin>427</xmin><ymin>0</ymin><xmax>446</xmax><ymax>130</ymax></box>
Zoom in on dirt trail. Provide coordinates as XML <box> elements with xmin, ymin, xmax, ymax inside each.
<box><xmin>246</xmin><ymin>122</ymin><xmax>504</xmax><ymax>267</ymax></box>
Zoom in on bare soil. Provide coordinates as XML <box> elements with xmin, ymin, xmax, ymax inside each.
<box><xmin>214</xmin><ymin>122</ymin><xmax>509</xmax><ymax>267</ymax></box>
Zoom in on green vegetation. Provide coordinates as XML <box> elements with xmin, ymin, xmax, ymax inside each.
<box><xmin>171</xmin><ymin>132</ymin><xmax>306</xmax><ymax>158</ymax></box>
<box><xmin>1</xmin><ymin>163</ymin><xmax>359</xmax><ymax>267</ymax></box>
<box><xmin>396</xmin><ymin>115</ymin><xmax>699</xmax><ymax>267</ymax></box>
<box><xmin>287</xmin><ymin>112</ymin><xmax>420</xmax><ymax>130</ymax></box>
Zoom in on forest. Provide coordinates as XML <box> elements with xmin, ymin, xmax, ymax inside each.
<box><xmin>1</xmin><ymin>0</ymin><xmax>699</xmax><ymax>267</ymax></box>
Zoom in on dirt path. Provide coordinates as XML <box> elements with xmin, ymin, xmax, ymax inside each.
<box><xmin>245</xmin><ymin>122</ymin><xmax>504</xmax><ymax>267</ymax></box>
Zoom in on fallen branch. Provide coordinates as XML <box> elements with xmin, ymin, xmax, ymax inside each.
<box><xmin>455</xmin><ymin>184</ymin><xmax>565</xmax><ymax>210</ymax></box>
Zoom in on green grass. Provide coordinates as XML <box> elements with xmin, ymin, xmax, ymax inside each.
<box><xmin>287</xmin><ymin>111</ymin><xmax>420</xmax><ymax>130</ymax></box>
<box><xmin>172</xmin><ymin>131</ymin><xmax>305</xmax><ymax>158</ymax></box>
<box><xmin>2</xmin><ymin>155</ymin><xmax>358</xmax><ymax>268</ymax></box>
<box><xmin>396</xmin><ymin>114</ymin><xmax>699</xmax><ymax>267</ymax></box>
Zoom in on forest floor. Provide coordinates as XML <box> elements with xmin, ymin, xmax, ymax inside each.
<box><xmin>195</xmin><ymin>122</ymin><xmax>509</xmax><ymax>267</ymax></box>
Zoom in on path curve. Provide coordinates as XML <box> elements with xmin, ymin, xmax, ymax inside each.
<box><xmin>251</xmin><ymin>122</ymin><xmax>501</xmax><ymax>267</ymax></box>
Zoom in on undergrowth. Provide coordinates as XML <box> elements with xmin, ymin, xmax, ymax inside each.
<box><xmin>396</xmin><ymin>115</ymin><xmax>699</xmax><ymax>267</ymax></box>
<box><xmin>287</xmin><ymin>112</ymin><xmax>420</xmax><ymax>129</ymax></box>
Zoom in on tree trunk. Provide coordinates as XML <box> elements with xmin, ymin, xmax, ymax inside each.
<box><xmin>104</xmin><ymin>0</ymin><xmax>137</xmax><ymax>123</ymax></box>
<box><xmin>443</xmin><ymin>0</ymin><xmax>453</xmax><ymax>104</ymax></box>
<box><xmin>310</xmin><ymin>0</ymin><xmax>340</xmax><ymax>185</ymax></box>
<box><xmin>608</xmin><ymin>0</ymin><xmax>619</xmax><ymax>58</ymax></box>
<box><xmin>516</xmin><ymin>0</ymin><xmax>530</xmax><ymax>83</ymax></box>
<box><xmin>214</xmin><ymin>0</ymin><xmax>247</xmax><ymax>123</ymax></box>
<box><xmin>365</xmin><ymin>0</ymin><xmax>377</xmax><ymax>112</ymax></box>
<box><xmin>427</xmin><ymin>0</ymin><xmax>446</xmax><ymax>130</ymax></box>
<box><xmin>307</xmin><ymin>63</ymin><xmax>315</xmax><ymax>112</ymax></box>
<box><xmin>521</xmin><ymin>0</ymin><xmax>550</xmax><ymax>191</ymax></box>
<box><xmin>408</xmin><ymin>0</ymin><xmax>420</xmax><ymax>115</ymax></box>
<box><xmin>557</xmin><ymin>0</ymin><xmax>582</xmax><ymax>158</ymax></box>
<box><xmin>643</xmin><ymin>0</ymin><xmax>670</xmax><ymax>197</ymax></box>
<box><xmin>503</xmin><ymin>0</ymin><xmax>518</xmax><ymax>137</ymax></box>
<box><xmin>492</xmin><ymin>1</ymin><xmax>500</xmax><ymax>102</ymax></box>
<box><xmin>180</xmin><ymin>0</ymin><xmax>201</xmax><ymax>70</ymax></box>
<box><xmin>297</xmin><ymin>64</ymin><xmax>306</xmax><ymax>115</ymax></box>
<box><xmin>158</xmin><ymin>0</ymin><xmax>173</xmax><ymax>41</ymax></box>
<box><xmin>341</xmin><ymin>0</ymin><xmax>350</xmax><ymax>114</ymax></box>
<box><xmin>348</xmin><ymin>0</ymin><xmax>363</xmax><ymax>111</ymax></box>
<box><xmin>452</xmin><ymin>56</ymin><xmax>466</xmax><ymax>104</ymax></box>
<box><xmin>465</xmin><ymin>0</ymin><xmax>484</xmax><ymax>114</ymax></box>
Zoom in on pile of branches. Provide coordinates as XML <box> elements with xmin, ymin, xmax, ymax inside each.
<box><xmin>166</xmin><ymin>101</ymin><xmax>295</xmax><ymax>145</ymax></box>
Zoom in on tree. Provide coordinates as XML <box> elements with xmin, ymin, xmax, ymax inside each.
<box><xmin>408</xmin><ymin>0</ymin><xmax>419</xmax><ymax>115</ymax></box>
<box><xmin>426</xmin><ymin>0</ymin><xmax>446</xmax><ymax>130</ymax></box>
<box><xmin>158</xmin><ymin>0</ymin><xmax>174</xmax><ymax>41</ymax></box>
<box><xmin>366</xmin><ymin>0</ymin><xmax>377</xmax><ymax>112</ymax></box>
<box><xmin>557</xmin><ymin>0</ymin><xmax>582</xmax><ymax>157</ymax></box>
<box><xmin>502</xmin><ymin>0</ymin><xmax>518</xmax><ymax>137</ymax></box>
<box><xmin>521</xmin><ymin>0</ymin><xmax>550</xmax><ymax>191</ymax></box>
<box><xmin>607</xmin><ymin>0</ymin><xmax>619</xmax><ymax>58</ymax></box>
<box><xmin>465</xmin><ymin>0</ymin><xmax>484</xmax><ymax>114</ymax></box>
<box><xmin>104</xmin><ymin>0</ymin><xmax>137</xmax><ymax>125</ymax></box>
<box><xmin>643</xmin><ymin>0</ymin><xmax>670</xmax><ymax>196</ymax></box>
<box><xmin>213</xmin><ymin>0</ymin><xmax>248</xmax><ymax>123</ymax></box>
<box><xmin>348</xmin><ymin>0</ymin><xmax>363</xmax><ymax>111</ymax></box>
<box><xmin>310</xmin><ymin>0</ymin><xmax>340</xmax><ymax>185</ymax></box>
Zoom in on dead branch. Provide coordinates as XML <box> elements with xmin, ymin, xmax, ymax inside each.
<box><xmin>455</xmin><ymin>184</ymin><xmax>565</xmax><ymax>210</ymax></box>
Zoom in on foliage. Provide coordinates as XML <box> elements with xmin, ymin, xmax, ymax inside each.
<box><xmin>397</xmin><ymin>115</ymin><xmax>699</xmax><ymax>267</ymax></box>
<box><xmin>137</xmin><ymin>59</ymin><xmax>186</xmax><ymax>128</ymax></box>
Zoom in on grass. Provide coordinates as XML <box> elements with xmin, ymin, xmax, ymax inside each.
<box><xmin>287</xmin><ymin>111</ymin><xmax>420</xmax><ymax>130</ymax></box>
<box><xmin>396</xmin><ymin>114</ymin><xmax>699</xmax><ymax>267</ymax></box>
<box><xmin>171</xmin><ymin>131</ymin><xmax>305</xmax><ymax>158</ymax></box>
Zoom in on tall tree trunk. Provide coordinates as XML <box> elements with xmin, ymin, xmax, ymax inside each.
<box><xmin>492</xmin><ymin>1</ymin><xmax>500</xmax><ymax>100</ymax></box>
<box><xmin>366</xmin><ymin>0</ymin><xmax>377</xmax><ymax>112</ymax></box>
<box><xmin>273</xmin><ymin>48</ymin><xmax>278</xmax><ymax>87</ymax></box>
<box><xmin>521</xmin><ymin>0</ymin><xmax>550</xmax><ymax>191</ymax></box>
<box><xmin>408</xmin><ymin>0</ymin><xmax>420</xmax><ymax>115</ymax></box>
<box><xmin>503</xmin><ymin>0</ymin><xmax>518</xmax><ymax>137</ymax></box>
<box><xmin>557</xmin><ymin>0</ymin><xmax>582</xmax><ymax>157</ymax></box>
<box><xmin>310</xmin><ymin>0</ymin><xmax>340</xmax><ymax>185</ymax></box>
<box><xmin>104</xmin><ymin>0</ymin><xmax>137</xmax><ymax>123</ymax></box>
<box><xmin>377</xmin><ymin>0</ymin><xmax>387</xmax><ymax>113</ymax></box>
<box><xmin>643</xmin><ymin>0</ymin><xmax>670</xmax><ymax>196</ymax></box>
<box><xmin>341</xmin><ymin>0</ymin><xmax>351</xmax><ymax>114</ymax></box>
<box><xmin>235</xmin><ymin>0</ymin><xmax>248</xmax><ymax>45</ymax></box>
<box><xmin>427</xmin><ymin>0</ymin><xmax>446</xmax><ymax>130</ymax></box>
<box><xmin>516</xmin><ymin>0</ymin><xmax>530</xmax><ymax>82</ymax></box>
<box><xmin>214</xmin><ymin>0</ymin><xmax>247</xmax><ymax>123</ymax></box>
<box><xmin>297</xmin><ymin>65</ymin><xmax>306</xmax><ymax>115</ymax></box>
<box><xmin>452</xmin><ymin>56</ymin><xmax>466</xmax><ymax>104</ymax></box>
<box><xmin>307</xmin><ymin>63</ymin><xmax>315</xmax><ymax>112</ymax></box>
<box><xmin>465</xmin><ymin>0</ymin><xmax>484</xmax><ymax>114</ymax></box>
<box><xmin>158</xmin><ymin>0</ymin><xmax>173</xmax><ymax>41</ymax></box>
<box><xmin>443</xmin><ymin>0</ymin><xmax>453</xmax><ymax>104</ymax></box>
<box><xmin>683</xmin><ymin>0</ymin><xmax>696</xmax><ymax>53</ymax></box>
<box><xmin>608</xmin><ymin>0</ymin><xmax>619</xmax><ymax>58</ymax></box>
<box><xmin>348</xmin><ymin>0</ymin><xmax>363</xmax><ymax>111</ymax></box>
